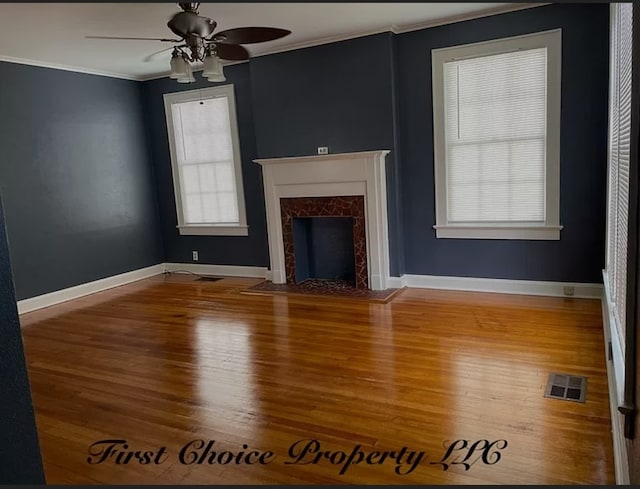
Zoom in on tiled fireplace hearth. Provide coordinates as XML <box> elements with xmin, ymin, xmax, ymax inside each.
<box><xmin>254</xmin><ymin>151</ymin><xmax>391</xmax><ymax>290</ymax></box>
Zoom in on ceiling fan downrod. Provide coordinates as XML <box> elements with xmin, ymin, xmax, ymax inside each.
<box><xmin>178</xmin><ymin>3</ymin><xmax>200</xmax><ymax>13</ymax></box>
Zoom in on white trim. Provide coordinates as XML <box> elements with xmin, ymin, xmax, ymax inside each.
<box><xmin>602</xmin><ymin>270</ymin><xmax>627</xmax><ymax>415</ymax></box>
<box><xmin>431</xmin><ymin>29</ymin><xmax>562</xmax><ymax>241</ymax></box>
<box><xmin>0</xmin><ymin>55</ymin><xmax>138</xmax><ymax>81</ymax></box>
<box><xmin>163</xmin><ymin>85</ymin><xmax>248</xmax><ymax>235</ymax></box>
<box><xmin>17</xmin><ymin>264</ymin><xmax>165</xmax><ymax>315</ymax></box>
<box><xmin>400</xmin><ymin>274</ymin><xmax>602</xmax><ymax>299</ymax></box>
<box><xmin>254</xmin><ymin>150</ymin><xmax>389</xmax><ymax>165</ymax></box>
<box><xmin>386</xmin><ymin>276</ymin><xmax>407</xmax><ymax>289</ymax></box>
<box><xmin>255</xmin><ymin>150</ymin><xmax>391</xmax><ymax>290</ymax></box>
<box><xmin>164</xmin><ymin>263</ymin><xmax>267</xmax><ymax>278</ymax></box>
<box><xmin>600</xmin><ymin>284</ymin><xmax>631</xmax><ymax>485</ymax></box>
<box><xmin>177</xmin><ymin>224</ymin><xmax>249</xmax><ymax>236</ymax></box>
<box><xmin>434</xmin><ymin>224</ymin><xmax>563</xmax><ymax>240</ymax></box>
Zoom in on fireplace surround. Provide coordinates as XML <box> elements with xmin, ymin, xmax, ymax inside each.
<box><xmin>254</xmin><ymin>151</ymin><xmax>391</xmax><ymax>290</ymax></box>
<box><xmin>282</xmin><ymin>196</ymin><xmax>366</xmax><ymax>288</ymax></box>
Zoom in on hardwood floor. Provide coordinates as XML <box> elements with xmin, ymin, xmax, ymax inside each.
<box><xmin>19</xmin><ymin>274</ymin><xmax>615</xmax><ymax>484</ymax></box>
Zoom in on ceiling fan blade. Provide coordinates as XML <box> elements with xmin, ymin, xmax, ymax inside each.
<box><xmin>213</xmin><ymin>43</ymin><xmax>250</xmax><ymax>61</ymax></box>
<box><xmin>86</xmin><ymin>35</ymin><xmax>180</xmax><ymax>42</ymax></box>
<box><xmin>143</xmin><ymin>46</ymin><xmax>177</xmax><ymax>62</ymax></box>
<box><xmin>213</xmin><ymin>27</ymin><xmax>291</xmax><ymax>44</ymax></box>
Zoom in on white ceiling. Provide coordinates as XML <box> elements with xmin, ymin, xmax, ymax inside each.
<box><xmin>0</xmin><ymin>3</ymin><xmax>539</xmax><ymax>80</ymax></box>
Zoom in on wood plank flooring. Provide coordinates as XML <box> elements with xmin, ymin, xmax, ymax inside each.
<box><xmin>19</xmin><ymin>275</ymin><xmax>615</xmax><ymax>484</ymax></box>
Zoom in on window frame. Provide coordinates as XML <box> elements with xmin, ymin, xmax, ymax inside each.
<box><xmin>431</xmin><ymin>29</ymin><xmax>563</xmax><ymax>240</ymax></box>
<box><xmin>163</xmin><ymin>84</ymin><xmax>248</xmax><ymax>236</ymax></box>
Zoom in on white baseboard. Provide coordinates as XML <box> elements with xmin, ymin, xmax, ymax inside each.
<box><xmin>213</xmin><ymin>271</ymin><xmax>599</xmax><ymax>299</ymax></box>
<box><xmin>600</xmin><ymin>281</ymin><xmax>631</xmax><ymax>485</ymax></box>
<box><xmin>397</xmin><ymin>274</ymin><xmax>602</xmax><ymax>298</ymax></box>
<box><xmin>17</xmin><ymin>264</ymin><xmax>165</xmax><ymax>315</ymax></box>
<box><xmin>386</xmin><ymin>276</ymin><xmax>406</xmax><ymax>289</ymax></box>
<box><xmin>16</xmin><ymin>265</ymin><xmax>602</xmax><ymax>315</ymax></box>
<box><xmin>17</xmin><ymin>262</ymin><xmax>269</xmax><ymax>315</ymax></box>
<box><xmin>164</xmin><ymin>262</ymin><xmax>268</xmax><ymax>279</ymax></box>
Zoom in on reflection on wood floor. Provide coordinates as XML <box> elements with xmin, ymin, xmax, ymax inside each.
<box><xmin>20</xmin><ymin>274</ymin><xmax>615</xmax><ymax>484</ymax></box>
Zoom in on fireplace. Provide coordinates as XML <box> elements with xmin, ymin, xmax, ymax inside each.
<box><xmin>281</xmin><ymin>196</ymin><xmax>367</xmax><ymax>288</ymax></box>
<box><xmin>292</xmin><ymin>216</ymin><xmax>356</xmax><ymax>284</ymax></box>
<box><xmin>254</xmin><ymin>151</ymin><xmax>391</xmax><ymax>290</ymax></box>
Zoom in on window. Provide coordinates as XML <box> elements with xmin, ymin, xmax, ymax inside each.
<box><xmin>604</xmin><ymin>2</ymin><xmax>633</xmax><ymax>403</ymax></box>
<box><xmin>431</xmin><ymin>30</ymin><xmax>562</xmax><ymax>239</ymax></box>
<box><xmin>163</xmin><ymin>85</ymin><xmax>248</xmax><ymax>236</ymax></box>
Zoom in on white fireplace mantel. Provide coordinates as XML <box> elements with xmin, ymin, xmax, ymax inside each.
<box><xmin>254</xmin><ymin>150</ymin><xmax>391</xmax><ymax>290</ymax></box>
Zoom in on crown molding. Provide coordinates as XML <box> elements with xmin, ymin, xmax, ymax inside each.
<box><xmin>0</xmin><ymin>55</ymin><xmax>138</xmax><ymax>81</ymax></box>
<box><xmin>247</xmin><ymin>3</ymin><xmax>547</xmax><ymax>59</ymax></box>
<box><xmin>393</xmin><ymin>2</ymin><xmax>548</xmax><ymax>34</ymax></box>
<box><xmin>250</xmin><ymin>25</ymin><xmax>396</xmax><ymax>59</ymax></box>
<box><xmin>0</xmin><ymin>3</ymin><xmax>550</xmax><ymax>82</ymax></box>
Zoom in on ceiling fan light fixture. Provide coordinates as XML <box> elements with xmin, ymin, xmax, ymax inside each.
<box><xmin>169</xmin><ymin>51</ymin><xmax>189</xmax><ymax>79</ymax></box>
<box><xmin>202</xmin><ymin>51</ymin><xmax>225</xmax><ymax>82</ymax></box>
<box><xmin>176</xmin><ymin>62</ymin><xmax>195</xmax><ymax>83</ymax></box>
<box><xmin>205</xmin><ymin>72</ymin><xmax>226</xmax><ymax>83</ymax></box>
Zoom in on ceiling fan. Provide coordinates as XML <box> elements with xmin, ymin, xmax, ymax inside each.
<box><xmin>86</xmin><ymin>2</ymin><xmax>291</xmax><ymax>82</ymax></box>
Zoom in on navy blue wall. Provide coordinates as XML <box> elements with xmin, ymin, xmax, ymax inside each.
<box><xmin>142</xmin><ymin>63</ymin><xmax>269</xmax><ymax>267</ymax></box>
<box><xmin>0</xmin><ymin>62</ymin><xmax>164</xmax><ymax>300</ymax></box>
<box><xmin>0</xmin><ymin>195</ymin><xmax>45</xmax><ymax>484</ymax></box>
<box><xmin>249</xmin><ymin>32</ymin><xmax>403</xmax><ymax>276</ymax></box>
<box><xmin>389</xmin><ymin>33</ymin><xmax>406</xmax><ymax>277</ymax></box>
<box><xmin>396</xmin><ymin>3</ymin><xmax>609</xmax><ymax>283</ymax></box>
<box><xmin>249</xmin><ymin>33</ymin><xmax>394</xmax><ymax>158</ymax></box>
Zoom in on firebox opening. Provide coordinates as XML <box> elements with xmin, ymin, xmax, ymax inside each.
<box><xmin>292</xmin><ymin>217</ymin><xmax>356</xmax><ymax>285</ymax></box>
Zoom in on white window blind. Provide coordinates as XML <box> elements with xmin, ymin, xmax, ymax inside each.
<box><xmin>170</xmin><ymin>97</ymin><xmax>239</xmax><ymax>225</ymax></box>
<box><xmin>444</xmin><ymin>48</ymin><xmax>547</xmax><ymax>223</ymax></box>
<box><xmin>606</xmin><ymin>2</ymin><xmax>633</xmax><ymax>369</ymax></box>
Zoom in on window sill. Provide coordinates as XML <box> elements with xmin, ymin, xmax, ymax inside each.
<box><xmin>433</xmin><ymin>224</ymin><xmax>562</xmax><ymax>240</ymax></box>
<box><xmin>177</xmin><ymin>225</ymin><xmax>249</xmax><ymax>237</ymax></box>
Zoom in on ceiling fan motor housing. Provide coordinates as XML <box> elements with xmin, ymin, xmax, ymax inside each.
<box><xmin>168</xmin><ymin>11</ymin><xmax>216</xmax><ymax>39</ymax></box>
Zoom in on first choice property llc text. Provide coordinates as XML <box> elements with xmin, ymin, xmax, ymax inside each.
<box><xmin>87</xmin><ymin>438</ymin><xmax>508</xmax><ymax>475</ymax></box>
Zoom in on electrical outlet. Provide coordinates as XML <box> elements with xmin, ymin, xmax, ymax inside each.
<box><xmin>192</xmin><ymin>251</ymin><xmax>199</xmax><ymax>261</ymax></box>
<box><xmin>563</xmin><ymin>286</ymin><xmax>575</xmax><ymax>296</ymax></box>
<box><xmin>317</xmin><ymin>146</ymin><xmax>329</xmax><ymax>155</ymax></box>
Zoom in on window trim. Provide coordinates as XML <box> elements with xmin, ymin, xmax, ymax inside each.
<box><xmin>163</xmin><ymin>85</ymin><xmax>248</xmax><ymax>237</ymax></box>
<box><xmin>431</xmin><ymin>29</ymin><xmax>563</xmax><ymax>240</ymax></box>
